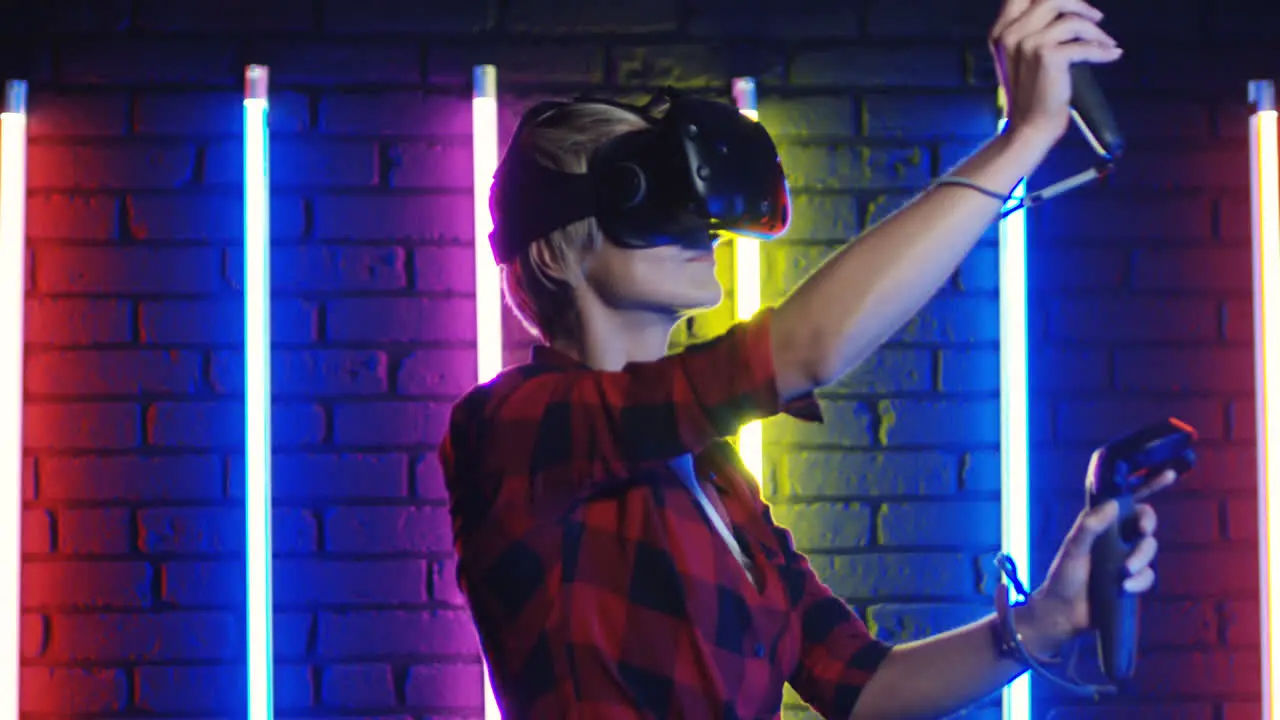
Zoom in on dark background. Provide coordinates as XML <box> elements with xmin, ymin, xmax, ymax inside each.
<box><xmin>2</xmin><ymin>0</ymin><xmax>1274</xmax><ymax>718</ymax></box>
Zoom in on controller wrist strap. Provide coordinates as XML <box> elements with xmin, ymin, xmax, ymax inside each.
<box><xmin>934</xmin><ymin>160</ymin><xmax>1115</xmax><ymax>221</ymax></box>
<box><xmin>993</xmin><ymin>553</ymin><xmax>1118</xmax><ymax>699</ymax></box>
<box><xmin>998</xmin><ymin>162</ymin><xmax>1116</xmax><ymax>220</ymax></box>
<box><xmin>996</xmin><ymin>113</ymin><xmax>1119</xmax><ymax>220</ymax></box>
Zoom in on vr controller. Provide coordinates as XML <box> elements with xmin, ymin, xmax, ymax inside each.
<box><xmin>1070</xmin><ymin>64</ymin><xmax>1125</xmax><ymax>162</ymax></box>
<box><xmin>995</xmin><ymin>65</ymin><xmax>1124</xmax><ymax>219</ymax></box>
<box><xmin>1085</xmin><ymin>417</ymin><xmax>1197</xmax><ymax>683</ymax></box>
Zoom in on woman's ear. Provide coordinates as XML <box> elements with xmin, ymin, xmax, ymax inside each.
<box><xmin>528</xmin><ymin>239</ymin><xmax>565</xmax><ymax>282</ymax></box>
<box><xmin>529</xmin><ymin>237</ymin><xmax>586</xmax><ymax>286</ymax></box>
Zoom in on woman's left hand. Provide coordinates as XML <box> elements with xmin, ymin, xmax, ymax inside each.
<box><xmin>1015</xmin><ymin>468</ymin><xmax>1179</xmax><ymax>656</ymax></box>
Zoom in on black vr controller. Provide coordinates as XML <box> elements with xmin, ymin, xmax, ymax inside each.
<box><xmin>1001</xmin><ymin>64</ymin><xmax>1123</xmax><ymax>218</ymax></box>
<box><xmin>1070</xmin><ymin>64</ymin><xmax>1125</xmax><ymax>162</ymax></box>
<box><xmin>1085</xmin><ymin>417</ymin><xmax>1197</xmax><ymax>684</ymax></box>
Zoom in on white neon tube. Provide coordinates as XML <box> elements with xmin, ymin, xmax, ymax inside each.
<box><xmin>0</xmin><ymin>78</ymin><xmax>28</xmax><ymax>720</ymax></box>
<box><xmin>732</xmin><ymin>77</ymin><xmax>764</xmax><ymax>484</ymax></box>
<box><xmin>243</xmin><ymin>64</ymin><xmax>275</xmax><ymax>720</ymax></box>
<box><xmin>474</xmin><ymin>65</ymin><xmax>502</xmax><ymax>387</ymax></box>
<box><xmin>472</xmin><ymin>63</ymin><xmax>503</xmax><ymax>720</ymax></box>
<box><xmin>997</xmin><ymin>115</ymin><xmax>1031</xmax><ymax>720</ymax></box>
<box><xmin>1249</xmin><ymin>77</ymin><xmax>1280</xmax><ymax>720</ymax></box>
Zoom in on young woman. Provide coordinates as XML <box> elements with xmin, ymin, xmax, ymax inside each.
<box><xmin>439</xmin><ymin>0</ymin><xmax>1173</xmax><ymax>716</ymax></box>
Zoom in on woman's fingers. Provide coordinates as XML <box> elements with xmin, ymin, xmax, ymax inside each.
<box><xmin>993</xmin><ymin>0</ymin><xmax>1104</xmax><ymax>50</ymax></box>
<box><xmin>1123</xmin><ymin>566</ymin><xmax>1156</xmax><ymax>593</ymax></box>
<box><xmin>1046</xmin><ymin>40</ymin><xmax>1125</xmax><ymax>66</ymax></box>
<box><xmin>1133</xmin><ymin>469</ymin><xmax>1179</xmax><ymax>502</ymax></box>
<box><xmin>1125</xmin><ymin>535</ymin><xmax>1159</xmax><ymax>576</ymax></box>
<box><xmin>1021</xmin><ymin>15</ymin><xmax>1118</xmax><ymax>52</ymax></box>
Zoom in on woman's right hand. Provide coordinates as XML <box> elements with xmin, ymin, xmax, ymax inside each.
<box><xmin>989</xmin><ymin>0</ymin><xmax>1123</xmax><ymax>145</ymax></box>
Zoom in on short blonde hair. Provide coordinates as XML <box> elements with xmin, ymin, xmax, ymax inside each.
<box><xmin>500</xmin><ymin>102</ymin><xmax>650</xmax><ymax>344</ymax></box>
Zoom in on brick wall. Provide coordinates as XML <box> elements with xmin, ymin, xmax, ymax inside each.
<box><xmin>8</xmin><ymin>0</ymin><xmax>1276</xmax><ymax>718</ymax></box>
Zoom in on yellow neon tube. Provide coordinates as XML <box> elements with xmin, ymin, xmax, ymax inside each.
<box><xmin>732</xmin><ymin>76</ymin><xmax>764</xmax><ymax>484</ymax></box>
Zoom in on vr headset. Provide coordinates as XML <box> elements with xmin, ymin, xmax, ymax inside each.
<box><xmin>488</xmin><ymin>88</ymin><xmax>791</xmax><ymax>265</ymax></box>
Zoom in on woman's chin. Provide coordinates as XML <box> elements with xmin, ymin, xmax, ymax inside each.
<box><xmin>670</xmin><ymin>288</ymin><xmax>724</xmax><ymax>315</ymax></box>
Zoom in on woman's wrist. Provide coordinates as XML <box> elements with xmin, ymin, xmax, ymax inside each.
<box><xmin>938</xmin><ymin>121</ymin><xmax>1059</xmax><ymax>205</ymax></box>
<box><xmin>1012</xmin><ymin>594</ymin><xmax>1078</xmax><ymax>660</ymax></box>
<box><xmin>998</xmin><ymin>120</ymin><xmax>1062</xmax><ymax>164</ymax></box>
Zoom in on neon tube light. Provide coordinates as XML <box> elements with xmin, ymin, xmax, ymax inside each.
<box><xmin>243</xmin><ymin>64</ymin><xmax>275</xmax><ymax>720</ymax></box>
<box><xmin>997</xmin><ymin>112</ymin><xmax>1031</xmax><ymax>720</ymax></box>
<box><xmin>732</xmin><ymin>77</ymin><xmax>763</xmax><ymax>484</ymax></box>
<box><xmin>471</xmin><ymin>63</ymin><xmax>502</xmax><ymax>720</ymax></box>
<box><xmin>474</xmin><ymin>65</ymin><xmax>502</xmax><ymax>387</ymax></box>
<box><xmin>0</xmin><ymin>78</ymin><xmax>28</xmax><ymax>720</ymax></box>
<box><xmin>1249</xmin><ymin>77</ymin><xmax>1280</xmax><ymax>720</ymax></box>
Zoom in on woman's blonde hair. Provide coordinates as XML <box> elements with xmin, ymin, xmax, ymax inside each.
<box><xmin>500</xmin><ymin>102</ymin><xmax>650</xmax><ymax>344</ymax></box>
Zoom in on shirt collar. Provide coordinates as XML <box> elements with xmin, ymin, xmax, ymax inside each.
<box><xmin>530</xmin><ymin>344</ymin><xmax>587</xmax><ymax>369</ymax></box>
<box><xmin>528</xmin><ymin>344</ymin><xmax>741</xmax><ymax>493</ymax></box>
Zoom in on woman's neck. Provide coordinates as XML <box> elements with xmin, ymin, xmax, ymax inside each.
<box><xmin>552</xmin><ymin>305</ymin><xmax>678</xmax><ymax>371</ymax></box>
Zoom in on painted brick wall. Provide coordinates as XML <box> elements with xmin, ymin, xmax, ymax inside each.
<box><xmin>8</xmin><ymin>0</ymin><xmax>1276</xmax><ymax>718</ymax></box>
<box><xmin>1019</xmin><ymin>4</ymin><xmax>1278</xmax><ymax>718</ymax></box>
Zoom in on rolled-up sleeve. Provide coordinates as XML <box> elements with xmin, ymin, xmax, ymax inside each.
<box><xmin>767</xmin><ymin>510</ymin><xmax>892</xmax><ymax>719</ymax></box>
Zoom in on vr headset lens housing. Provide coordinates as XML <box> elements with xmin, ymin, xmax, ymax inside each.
<box><xmin>488</xmin><ymin>91</ymin><xmax>791</xmax><ymax>265</ymax></box>
<box><xmin>666</xmin><ymin>96</ymin><xmax>790</xmax><ymax>240</ymax></box>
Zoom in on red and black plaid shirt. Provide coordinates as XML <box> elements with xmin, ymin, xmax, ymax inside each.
<box><xmin>439</xmin><ymin>309</ymin><xmax>891</xmax><ymax>719</ymax></box>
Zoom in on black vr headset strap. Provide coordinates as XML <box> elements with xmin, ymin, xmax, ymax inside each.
<box><xmin>488</xmin><ymin>93</ymin><xmax>669</xmax><ymax>265</ymax></box>
<box><xmin>490</xmin><ymin>157</ymin><xmax>598</xmax><ymax>265</ymax></box>
<box><xmin>490</xmin><ymin>104</ymin><xmax>601</xmax><ymax>265</ymax></box>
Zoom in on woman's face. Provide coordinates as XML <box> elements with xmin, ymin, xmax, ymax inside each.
<box><xmin>582</xmin><ymin>237</ymin><xmax>725</xmax><ymax>317</ymax></box>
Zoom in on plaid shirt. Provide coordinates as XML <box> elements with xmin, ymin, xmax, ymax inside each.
<box><xmin>439</xmin><ymin>309</ymin><xmax>891</xmax><ymax>719</ymax></box>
